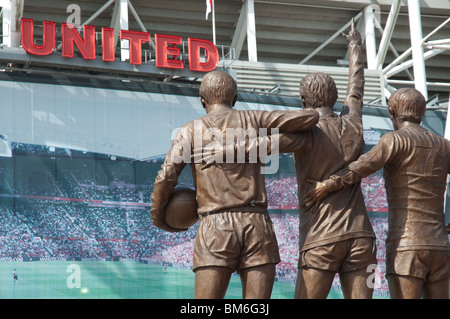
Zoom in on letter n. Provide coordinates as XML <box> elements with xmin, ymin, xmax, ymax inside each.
<box><xmin>21</xmin><ymin>19</ymin><xmax>55</xmax><ymax>56</ymax></box>
<box><xmin>62</xmin><ymin>23</ymin><xmax>96</xmax><ymax>59</ymax></box>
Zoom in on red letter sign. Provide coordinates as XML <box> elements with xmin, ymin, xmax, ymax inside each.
<box><xmin>120</xmin><ymin>30</ymin><xmax>150</xmax><ymax>65</ymax></box>
<box><xmin>62</xmin><ymin>24</ymin><xmax>96</xmax><ymax>59</ymax></box>
<box><xmin>21</xmin><ymin>18</ymin><xmax>218</xmax><ymax>72</ymax></box>
<box><xmin>21</xmin><ymin>19</ymin><xmax>55</xmax><ymax>56</ymax></box>
<box><xmin>188</xmin><ymin>38</ymin><xmax>218</xmax><ymax>72</ymax></box>
<box><xmin>155</xmin><ymin>34</ymin><xmax>183</xmax><ymax>69</ymax></box>
<box><xmin>102</xmin><ymin>27</ymin><xmax>115</xmax><ymax>62</ymax></box>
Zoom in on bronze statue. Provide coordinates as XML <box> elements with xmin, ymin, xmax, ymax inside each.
<box><xmin>303</xmin><ymin>87</ymin><xmax>450</xmax><ymax>299</ymax></box>
<box><xmin>285</xmin><ymin>20</ymin><xmax>377</xmax><ymax>299</ymax></box>
<box><xmin>197</xmin><ymin>21</ymin><xmax>376</xmax><ymax>299</ymax></box>
<box><xmin>150</xmin><ymin>70</ymin><xmax>319</xmax><ymax>299</ymax></box>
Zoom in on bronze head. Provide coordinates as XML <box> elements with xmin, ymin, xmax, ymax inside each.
<box><xmin>388</xmin><ymin>88</ymin><xmax>426</xmax><ymax>128</ymax></box>
<box><xmin>199</xmin><ymin>70</ymin><xmax>237</xmax><ymax>108</ymax></box>
<box><xmin>299</xmin><ymin>72</ymin><xmax>338</xmax><ymax>110</ymax></box>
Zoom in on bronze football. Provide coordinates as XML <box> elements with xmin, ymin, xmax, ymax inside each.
<box><xmin>164</xmin><ymin>188</ymin><xmax>199</xmax><ymax>230</ymax></box>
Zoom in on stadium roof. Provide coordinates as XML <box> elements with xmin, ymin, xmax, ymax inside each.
<box><xmin>1</xmin><ymin>0</ymin><xmax>449</xmax><ymax>107</ymax></box>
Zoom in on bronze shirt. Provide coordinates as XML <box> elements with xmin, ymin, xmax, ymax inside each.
<box><xmin>150</xmin><ymin>108</ymin><xmax>319</xmax><ymax>232</ymax></box>
<box><xmin>335</xmin><ymin>123</ymin><xmax>450</xmax><ymax>252</ymax></box>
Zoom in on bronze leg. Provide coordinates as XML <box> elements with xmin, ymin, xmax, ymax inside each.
<box><xmin>339</xmin><ymin>267</ymin><xmax>374</xmax><ymax>299</ymax></box>
<box><xmin>422</xmin><ymin>278</ymin><xmax>449</xmax><ymax>299</ymax></box>
<box><xmin>387</xmin><ymin>274</ymin><xmax>424</xmax><ymax>299</ymax></box>
<box><xmin>239</xmin><ymin>264</ymin><xmax>276</xmax><ymax>299</ymax></box>
<box><xmin>194</xmin><ymin>266</ymin><xmax>233</xmax><ymax>299</ymax></box>
<box><xmin>294</xmin><ymin>267</ymin><xmax>335</xmax><ymax>299</ymax></box>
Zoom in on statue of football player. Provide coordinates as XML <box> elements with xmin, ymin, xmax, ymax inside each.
<box><xmin>303</xmin><ymin>87</ymin><xmax>450</xmax><ymax>299</ymax></box>
<box><xmin>150</xmin><ymin>70</ymin><xmax>319</xmax><ymax>298</ymax></box>
<box><xmin>287</xmin><ymin>20</ymin><xmax>377</xmax><ymax>299</ymax></box>
<box><xmin>197</xmin><ymin>20</ymin><xmax>377</xmax><ymax>299</ymax></box>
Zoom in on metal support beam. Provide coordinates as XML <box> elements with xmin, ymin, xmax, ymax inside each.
<box><xmin>231</xmin><ymin>0</ymin><xmax>258</xmax><ymax>62</ymax></box>
<box><xmin>120</xmin><ymin>0</ymin><xmax>129</xmax><ymax>62</ymax></box>
<box><xmin>423</xmin><ymin>39</ymin><xmax>450</xmax><ymax>51</ymax></box>
<box><xmin>383</xmin><ymin>17</ymin><xmax>450</xmax><ymax>76</ymax></box>
<box><xmin>387</xmin><ymin>79</ymin><xmax>450</xmax><ymax>89</ymax></box>
<box><xmin>373</xmin><ymin>13</ymin><xmax>414</xmax><ymax>81</ymax></box>
<box><xmin>1</xmin><ymin>0</ymin><xmax>24</xmax><ymax>48</ymax></box>
<box><xmin>407</xmin><ymin>0</ymin><xmax>427</xmax><ymax>99</ymax></box>
<box><xmin>364</xmin><ymin>5</ymin><xmax>378</xmax><ymax>69</ymax></box>
<box><xmin>55</xmin><ymin>0</ymin><xmax>115</xmax><ymax>51</ymax></box>
<box><xmin>384</xmin><ymin>47</ymin><xmax>444</xmax><ymax>79</ymax></box>
<box><xmin>423</xmin><ymin>44</ymin><xmax>450</xmax><ymax>50</ymax></box>
<box><xmin>82</xmin><ymin>0</ymin><xmax>115</xmax><ymax>27</ymax></box>
<box><xmin>299</xmin><ymin>11</ymin><xmax>363</xmax><ymax>65</ymax></box>
<box><xmin>128</xmin><ymin>0</ymin><xmax>155</xmax><ymax>51</ymax></box>
<box><xmin>246</xmin><ymin>0</ymin><xmax>258</xmax><ymax>62</ymax></box>
<box><xmin>110</xmin><ymin>0</ymin><xmax>130</xmax><ymax>61</ymax></box>
<box><xmin>231</xmin><ymin>3</ymin><xmax>247</xmax><ymax>60</ymax></box>
<box><xmin>110</xmin><ymin>0</ymin><xmax>121</xmax><ymax>45</ymax></box>
<box><xmin>375</xmin><ymin>0</ymin><xmax>400</xmax><ymax>70</ymax></box>
<box><xmin>383</xmin><ymin>47</ymin><xmax>412</xmax><ymax>76</ymax></box>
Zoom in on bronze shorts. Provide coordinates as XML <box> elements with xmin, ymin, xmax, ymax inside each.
<box><xmin>386</xmin><ymin>249</ymin><xmax>450</xmax><ymax>282</ymax></box>
<box><xmin>192</xmin><ymin>211</ymin><xmax>280</xmax><ymax>272</ymax></box>
<box><xmin>299</xmin><ymin>237</ymin><xmax>377</xmax><ymax>273</ymax></box>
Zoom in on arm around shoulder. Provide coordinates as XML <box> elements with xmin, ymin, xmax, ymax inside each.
<box><xmin>258</xmin><ymin>108</ymin><xmax>319</xmax><ymax>133</ymax></box>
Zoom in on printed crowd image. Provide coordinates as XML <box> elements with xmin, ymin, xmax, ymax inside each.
<box><xmin>0</xmin><ymin>138</ymin><xmax>390</xmax><ymax>298</ymax></box>
<box><xmin>0</xmin><ymin>0</ymin><xmax>448</xmax><ymax>302</ymax></box>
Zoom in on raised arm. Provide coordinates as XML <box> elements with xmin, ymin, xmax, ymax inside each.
<box><xmin>342</xmin><ymin>19</ymin><xmax>365</xmax><ymax>116</ymax></box>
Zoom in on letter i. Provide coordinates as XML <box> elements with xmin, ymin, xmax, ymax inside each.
<box><xmin>102</xmin><ymin>28</ymin><xmax>115</xmax><ymax>62</ymax></box>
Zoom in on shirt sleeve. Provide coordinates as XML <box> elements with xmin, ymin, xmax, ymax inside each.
<box><xmin>275</xmin><ymin>131</ymin><xmax>311</xmax><ymax>154</ymax></box>
<box><xmin>328</xmin><ymin>132</ymin><xmax>397</xmax><ymax>190</ymax></box>
<box><xmin>257</xmin><ymin>109</ymin><xmax>319</xmax><ymax>133</ymax></box>
<box><xmin>150</xmin><ymin>125</ymin><xmax>190</xmax><ymax>232</ymax></box>
<box><xmin>231</xmin><ymin>131</ymin><xmax>311</xmax><ymax>161</ymax></box>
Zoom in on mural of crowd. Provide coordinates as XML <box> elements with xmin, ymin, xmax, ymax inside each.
<box><xmin>0</xmin><ymin>142</ymin><xmax>390</xmax><ymax>296</ymax></box>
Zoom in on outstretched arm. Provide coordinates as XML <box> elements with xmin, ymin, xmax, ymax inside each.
<box><xmin>258</xmin><ymin>108</ymin><xmax>319</xmax><ymax>133</ymax></box>
<box><xmin>302</xmin><ymin>132</ymin><xmax>396</xmax><ymax>211</ymax></box>
<box><xmin>301</xmin><ymin>170</ymin><xmax>359</xmax><ymax>211</ymax></box>
<box><xmin>194</xmin><ymin>131</ymin><xmax>310</xmax><ymax>169</ymax></box>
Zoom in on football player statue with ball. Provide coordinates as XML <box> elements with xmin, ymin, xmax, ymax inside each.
<box><xmin>150</xmin><ymin>70</ymin><xmax>319</xmax><ymax>299</ymax></box>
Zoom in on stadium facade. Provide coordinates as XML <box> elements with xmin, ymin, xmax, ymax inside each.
<box><xmin>0</xmin><ymin>0</ymin><xmax>448</xmax><ymax>298</ymax></box>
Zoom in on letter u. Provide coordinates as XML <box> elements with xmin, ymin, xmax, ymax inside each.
<box><xmin>21</xmin><ymin>18</ymin><xmax>56</xmax><ymax>55</ymax></box>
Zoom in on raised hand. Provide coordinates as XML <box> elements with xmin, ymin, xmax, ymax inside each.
<box><xmin>341</xmin><ymin>18</ymin><xmax>362</xmax><ymax>44</ymax></box>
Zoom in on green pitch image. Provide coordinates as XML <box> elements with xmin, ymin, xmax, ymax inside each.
<box><xmin>0</xmin><ymin>261</ymin><xmax>344</xmax><ymax>299</ymax></box>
